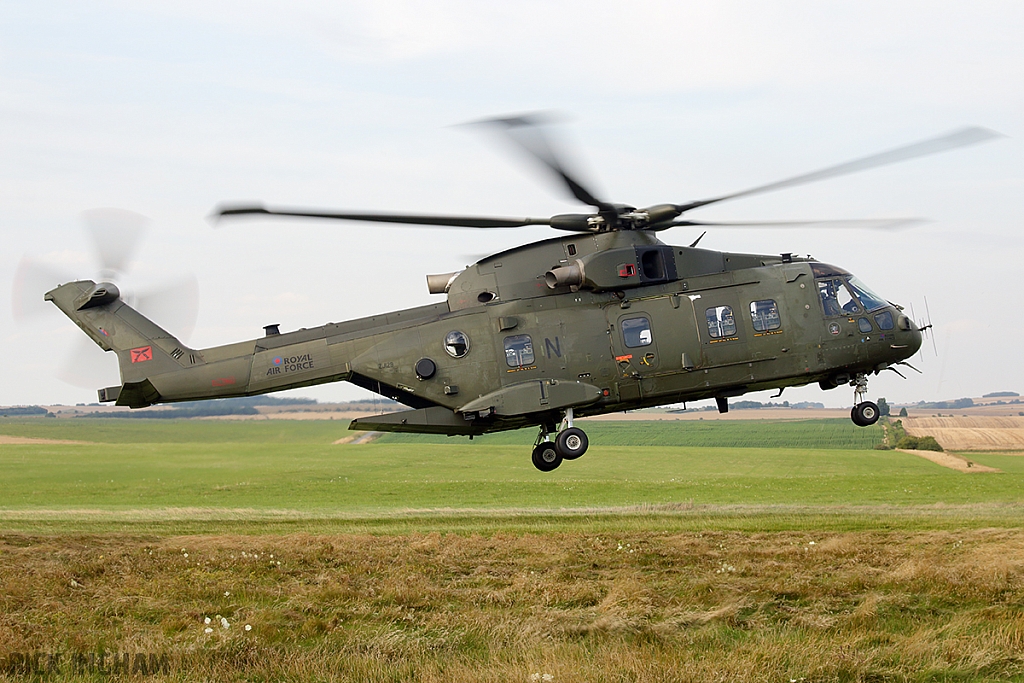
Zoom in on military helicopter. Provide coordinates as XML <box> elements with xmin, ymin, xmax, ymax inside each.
<box><xmin>44</xmin><ymin>116</ymin><xmax>998</xmax><ymax>471</ymax></box>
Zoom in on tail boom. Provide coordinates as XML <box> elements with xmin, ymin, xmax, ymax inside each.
<box><xmin>46</xmin><ymin>280</ymin><xmax>351</xmax><ymax>408</ymax></box>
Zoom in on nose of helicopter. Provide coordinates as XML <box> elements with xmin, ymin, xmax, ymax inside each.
<box><xmin>903</xmin><ymin>315</ymin><xmax>923</xmax><ymax>359</ymax></box>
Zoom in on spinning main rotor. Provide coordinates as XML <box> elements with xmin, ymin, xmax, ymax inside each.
<box><xmin>216</xmin><ymin>116</ymin><xmax>999</xmax><ymax>233</ymax></box>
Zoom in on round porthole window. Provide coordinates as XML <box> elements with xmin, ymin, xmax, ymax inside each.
<box><xmin>444</xmin><ymin>331</ymin><xmax>470</xmax><ymax>358</ymax></box>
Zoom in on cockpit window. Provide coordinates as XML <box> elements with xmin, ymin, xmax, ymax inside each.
<box><xmin>874</xmin><ymin>310</ymin><xmax>895</xmax><ymax>330</ymax></box>
<box><xmin>818</xmin><ymin>279</ymin><xmax>860</xmax><ymax>316</ymax></box>
<box><xmin>847</xmin><ymin>276</ymin><xmax>888</xmax><ymax>312</ymax></box>
<box><xmin>810</xmin><ymin>262</ymin><xmax>851</xmax><ymax>278</ymax></box>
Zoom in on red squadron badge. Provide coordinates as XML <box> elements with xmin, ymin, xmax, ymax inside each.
<box><xmin>130</xmin><ymin>346</ymin><xmax>153</xmax><ymax>363</ymax></box>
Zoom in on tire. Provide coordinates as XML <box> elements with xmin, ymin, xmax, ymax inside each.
<box><xmin>555</xmin><ymin>427</ymin><xmax>589</xmax><ymax>460</ymax></box>
<box><xmin>851</xmin><ymin>405</ymin><xmax>865</xmax><ymax>426</ymax></box>
<box><xmin>852</xmin><ymin>401</ymin><xmax>880</xmax><ymax>427</ymax></box>
<box><xmin>531</xmin><ymin>442</ymin><xmax>562</xmax><ymax>472</ymax></box>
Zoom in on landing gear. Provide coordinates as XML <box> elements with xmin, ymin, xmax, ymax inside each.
<box><xmin>852</xmin><ymin>401</ymin><xmax>880</xmax><ymax>427</ymax></box>
<box><xmin>530</xmin><ymin>408</ymin><xmax>589</xmax><ymax>471</ymax></box>
<box><xmin>531</xmin><ymin>442</ymin><xmax>562</xmax><ymax>472</ymax></box>
<box><xmin>849</xmin><ymin>373</ymin><xmax>880</xmax><ymax>427</ymax></box>
<box><xmin>556</xmin><ymin>427</ymin><xmax>589</xmax><ymax>460</ymax></box>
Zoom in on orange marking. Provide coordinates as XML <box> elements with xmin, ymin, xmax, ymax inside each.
<box><xmin>130</xmin><ymin>346</ymin><xmax>153</xmax><ymax>363</ymax></box>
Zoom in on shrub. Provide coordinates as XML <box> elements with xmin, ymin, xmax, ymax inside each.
<box><xmin>896</xmin><ymin>435</ymin><xmax>944</xmax><ymax>452</ymax></box>
<box><xmin>896</xmin><ymin>435</ymin><xmax>918</xmax><ymax>449</ymax></box>
<box><xmin>915</xmin><ymin>435</ymin><xmax>944</xmax><ymax>452</ymax></box>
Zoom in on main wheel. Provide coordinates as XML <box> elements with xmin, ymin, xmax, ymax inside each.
<box><xmin>852</xmin><ymin>401</ymin><xmax>880</xmax><ymax>427</ymax></box>
<box><xmin>531</xmin><ymin>442</ymin><xmax>562</xmax><ymax>472</ymax></box>
<box><xmin>555</xmin><ymin>427</ymin><xmax>589</xmax><ymax>460</ymax></box>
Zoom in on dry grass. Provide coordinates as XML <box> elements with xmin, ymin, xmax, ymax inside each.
<box><xmin>0</xmin><ymin>436</ymin><xmax>84</xmax><ymax>445</ymax></box>
<box><xmin>3</xmin><ymin>529</ymin><xmax>1024</xmax><ymax>681</ymax></box>
<box><xmin>896</xmin><ymin>449</ymin><xmax>1001</xmax><ymax>473</ymax></box>
<box><xmin>903</xmin><ymin>416</ymin><xmax>1024</xmax><ymax>452</ymax></box>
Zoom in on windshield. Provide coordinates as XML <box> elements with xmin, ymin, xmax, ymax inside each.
<box><xmin>818</xmin><ymin>278</ymin><xmax>860</xmax><ymax>316</ymax></box>
<box><xmin>846</xmin><ymin>276</ymin><xmax>888</xmax><ymax>312</ymax></box>
<box><xmin>817</xmin><ymin>275</ymin><xmax>888</xmax><ymax>317</ymax></box>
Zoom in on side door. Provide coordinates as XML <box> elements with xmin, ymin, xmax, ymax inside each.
<box><xmin>607</xmin><ymin>307</ymin><xmax>660</xmax><ymax>402</ymax></box>
<box><xmin>688</xmin><ymin>292</ymin><xmax>752</xmax><ymax>388</ymax></box>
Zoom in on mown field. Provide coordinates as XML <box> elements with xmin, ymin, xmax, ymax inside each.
<box><xmin>1</xmin><ymin>417</ymin><xmax>1023</xmax><ymax>681</ymax></box>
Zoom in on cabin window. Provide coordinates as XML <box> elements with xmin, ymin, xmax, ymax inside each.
<box><xmin>504</xmin><ymin>334</ymin><xmax>534</xmax><ymax>367</ymax></box>
<box><xmin>818</xmin><ymin>278</ymin><xmax>860</xmax><ymax>317</ymax></box>
<box><xmin>444</xmin><ymin>331</ymin><xmax>470</xmax><ymax>358</ymax></box>
<box><xmin>874</xmin><ymin>310</ymin><xmax>895</xmax><ymax>330</ymax></box>
<box><xmin>621</xmin><ymin>317</ymin><xmax>653</xmax><ymax>348</ymax></box>
<box><xmin>858</xmin><ymin>317</ymin><xmax>873</xmax><ymax>333</ymax></box>
<box><xmin>749</xmin><ymin>299</ymin><xmax>781</xmax><ymax>332</ymax></box>
<box><xmin>706</xmin><ymin>306</ymin><xmax>737</xmax><ymax>338</ymax></box>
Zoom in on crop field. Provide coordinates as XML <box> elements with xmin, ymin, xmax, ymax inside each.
<box><xmin>903</xmin><ymin>415</ymin><xmax>1024</xmax><ymax>451</ymax></box>
<box><xmin>1</xmin><ymin>417</ymin><xmax>1023</xmax><ymax>681</ymax></box>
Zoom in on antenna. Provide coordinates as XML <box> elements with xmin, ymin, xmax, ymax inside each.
<box><xmin>923</xmin><ymin>297</ymin><xmax>937</xmax><ymax>356</ymax></box>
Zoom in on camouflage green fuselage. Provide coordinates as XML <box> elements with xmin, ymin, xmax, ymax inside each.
<box><xmin>46</xmin><ymin>230</ymin><xmax>921</xmax><ymax>435</ymax></box>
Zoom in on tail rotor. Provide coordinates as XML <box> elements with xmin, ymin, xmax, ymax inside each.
<box><xmin>11</xmin><ymin>209</ymin><xmax>199</xmax><ymax>390</ymax></box>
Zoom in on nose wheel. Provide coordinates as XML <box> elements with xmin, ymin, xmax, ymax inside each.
<box><xmin>849</xmin><ymin>373</ymin><xmax>880</xmax><ymax>427</ymax></box>
<box><xmin>531</xmin><ymin>408</ymin><xmax>589</xmax><ymax>471</ymax></box>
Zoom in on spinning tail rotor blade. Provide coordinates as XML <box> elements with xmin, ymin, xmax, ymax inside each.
<box><xmin>677</xmin><ymin>127</ymin><xmax>1003</xmax><ymax>213</ymax></box>
<box><xmin>56</xmin><ymin>336</ymin><xmax>119</xmax><ymax>389</ymax></box>
<box><xmin>12</xmin><ymin>257</ymin><xmax>74</xmax><ymax>322</ymax></box>
<box><xmin>82</xmin><ymin>208</ymin><xmax>148</xmax><ymax>279</ymax></box>
<box><xmin>134</xmin><ymin>274</ymin><xmax>200</xmax><ymax>343</ymax></box>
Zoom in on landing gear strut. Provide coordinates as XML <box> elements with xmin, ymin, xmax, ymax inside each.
<box><xmin>849</xmin><ymin>373</ymin><xmax>880</xmax><ymax>427</ymax></box>
<box><xmin>531</xmin><ymin>408</ymin><xmax>589</xmax><ymax>471</ymax></box>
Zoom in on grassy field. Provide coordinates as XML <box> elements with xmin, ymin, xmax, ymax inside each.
<box><xmin>0</xmin><ymin>418</ymin><xmax>1022</xmax><ymax>534</ymax></box>
<box><xmin>2</xmin><ymin>417</ymin><xmax>1023</xmax><ymax>681</ymax></box>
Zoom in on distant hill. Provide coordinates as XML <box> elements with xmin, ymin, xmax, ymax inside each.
<box><xmin>80</xmin><ymin>396</ymin><xmax>317</xmax><ymax>419</ymax></box>
<box><xmin>0</xmin><ymin>405</ymin><xmax>50</xmax><ymax>417</ymax></box>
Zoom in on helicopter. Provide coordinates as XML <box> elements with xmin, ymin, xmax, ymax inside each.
<box><xmin>43</xmin><ymin>116</ymin><xmax>998</xmax><ymax>471</ymax></box>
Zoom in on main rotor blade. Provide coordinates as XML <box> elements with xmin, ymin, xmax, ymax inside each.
<box><xmin>678</xmin><ymin>127</ymin><xmax>1003</xmax><ymax>213</ymax></box>
<box><xmin>214</xmin><ymin>204</ymin><xmax>552</xmax><ymax>229</ymax></box>
<box><xmin>654</xmin><ymin>217</ymin><xmax>928</xmax><ymax>231</ymax></box>
<box><xmin>82</xmin><ymin>208</ymin><xmax>148</xmax><ymax>279</ymax></box>
<box><xmin>468</xmin><ymin>113</ymin><xmax>613</xmax><ymax>212</ymax></box>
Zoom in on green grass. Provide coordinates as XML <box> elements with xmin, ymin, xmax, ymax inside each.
<box><xmin>378</xmin><ymin>417</ymin><xmax>885</xmax><ymax>449</ymax></box>
<box><xmin>0</xmin><ymin>417</ymin><xmax>346</xmax><ymax>444</ymax></box>
<box><xmin>0</xmin><ymin>418</ymin><xmax>1021</xmax><ymax>534</ymax></box>
<box><xmin>0</xmin><ymin>416</ymin><xmax>884</xmax><ymax>449</ymax></box>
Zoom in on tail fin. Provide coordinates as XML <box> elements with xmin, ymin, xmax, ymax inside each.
<box><xmin>46</xmin><ymin>280</ymin><xmax>194</xmax><ymax>407</ymax></box>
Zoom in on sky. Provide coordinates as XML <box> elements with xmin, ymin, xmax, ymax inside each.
<box><xmin>1</xmin><ymin>1</ymin><xmax>1021</xmax><ymax>409</ymax></box>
